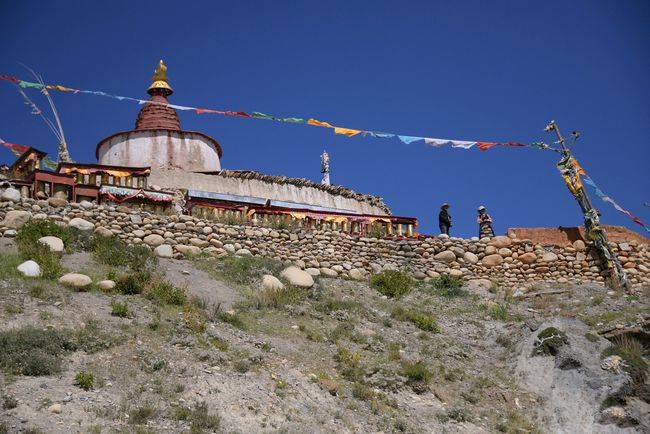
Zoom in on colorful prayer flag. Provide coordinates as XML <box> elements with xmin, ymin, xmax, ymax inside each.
<box><xmin>307</xmin><ymin>118</ymin><xmax>334</xmax><ymax>128</ymax></box>
<box><xmin>477</xmin><ymin>142</ymin><xmax>498</xmax><ymax>151</ymax></box>
<box><xmin>334</xmin><ymin>127</ymin><xmax>362</xmax><ymax>137</ymax></box>
<box><xmin>397</xmin><ymin>135</ymin><xmax>423</xmax><ymax>144</ymax></box>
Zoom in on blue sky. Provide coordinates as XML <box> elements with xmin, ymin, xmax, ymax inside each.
<box><xmin>1</xmin><ymin>0</ymin><xmax>648</xmax><ymax>237</ymax></box>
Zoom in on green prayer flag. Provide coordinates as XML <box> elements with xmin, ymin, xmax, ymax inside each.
<box><xmin>251</xmin><ymin>112</ymin><xmax>276</xmax><ymax>120</ymax></box>
<box><xmin>280</xmin><ymin>117</ymin><xmax>306</xmax><ymax>124</ymax></box>
<box><xmin>19</xmin><ymin>81</ymin><xmax>44</xmax><ymax>89</ymax></box>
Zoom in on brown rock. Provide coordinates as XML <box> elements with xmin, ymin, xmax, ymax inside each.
<box><xmin>482</xmin><ymin>254</ymin><xmax>504</xmax><ymax>267</ymax></box>
<box><xmin>519</xmin><ymin>252</ymin><xmax>537</xmax><ymax>264</ymax></box>
<box><xmin>489</xmin><ymin>236</ymin><xmax>513</xmax><ymax>248</ymax></box>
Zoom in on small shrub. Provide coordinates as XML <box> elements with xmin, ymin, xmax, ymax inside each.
<box><xmin>367</xmin><ymin>224</ymin><xmax>386</xmax><ymax>239</ymax></box>
<box><xmin>2</xmin><ymin>395</ymin><xmax>18</xmax><ymax>410</ymax></box>
<box><xmin>74</xmin><ymin>371</ymin><xmax>94</xmax><ymax>390</ymax></box>
<box><xmin>335</xmin><ymin>347</ymin><xmax>365</xmax><ymax>382</ymax></box>
<box><xmin>602</xmin><ymin>335</ymin><xmax>648</xmax><ymax>384</ymax></box>
<box><xmin>495</xmin><ymin>411</ymin><xmax>537</xmax><ymax>433</ymax></box>
<box><xmin>128</xmin><ymin>405</ymin><xmax>157</xmax><ymax>425</ymax></box>
<box><xmin>4</xmin><ymin>303</ymin><xmax>23</xmax><ymax>315</ymax></box>
<box><xmin>437</xmin><ymin>406</ymin><xmax>473</xmax><ymax>423</ymax></box>
<box><xmin>429</xmin><ymin>274</ymin><xmax>466</xmax><ymax>297</ymax></box>
<box><xmin>533</xmin><ymin>327</ymin><xmax>568</xmax><ymax>356</ymax></box>
<box><xmin>14</xmin><ymin>222</ymin><xmax>69</xmax><ymax>278</ymax></box>
<box><xmin>233</xmin><ymin>358</ymin><xmax>251</xmax><ymax>373</ymax></box>
<box><xmin>195</xmin><ymin>255</ymin><xmax>283</xmax><ymax>287</ymax></box>
<box><xmin>488</xmin><ymin>304</ymin><xmax>511</xmax><ymax>321</ymax></box>
<box><xmin>184</xmin><ymin>303</ymin><xmax>206</xmax><ymax>333</ymax></box>
<box><xmin>170</xmin><ymin>406</ymin><xmax>191</xmax><ymax>421</ymax></box>
<box><xmin>244</xmin><ymin>285</ymin><xmax>308</xmax><ymax>309</ymax></box>
<box><xmin>401</xmin><ymin>360</ymin><xmax>432</xmax><ymax>384</ymax></box>
<box><xmin>0</xmin><ymin>326</ymin><xmax>75</xmax><ymax>376</ymax></box>
<box><xmin>145</xmin><ymin>279</ymin><xmax>186</xmax><ymax>306</ymax></box>
<box><xmin>75</xmin><ymin>320</ymin><xmax>123</xmax><ymax>353</ymax></box>
<box><xmin>28</xmin><ymin>285</ymin><xmax>48</xmax><ymax>299</ymax></box>
<box><xmin>20</xmin><ymin>243</ymin><xmax>63</xmax><ymax>280</ymax></box>
<box><xmin>15</xmin><ymin>220</ymin><xmax>74</xmax><ymax>251</ymax></box>
<box><xmin>391</xmin><ymin>306</ymin><xmax>441</xmax><ymax>332</ymax></box>
<box><xmin>110</xmin><ymin>301</ymin><xmax>129</xmax><ymax>318</ymax></box>
<box><xmin>189</xmin><ymin>401</ymin><xmax>220</xmax><ymax>433</ymax></box>
<box><xmin>91</xmin><ymin>236</ymin><xmax>157</xmax><ymax>272</ymax></box>
<box><xmin>351</xmin><ymin>382</ymin><xmax>375</xmax><ymax>401</ymax></box>
<box><xmin>370</xmin><ymin>270</ymin><xmax>412</xmax><ymax>298</ymax></box>
<box><xmin>211</xmin><ymin>337</ymin><xmax>229</xmax><ymax>352</ymax></box>
<box><xmin>408</xmin><ymin>311</ymin><xmax>441</xmax><ymax>332</ymax></box>
<box><xmin>215</xmin><ymin>311</ymin><xmax>248</xmax><ymax>330</ymax></box>
<box><xmin>387</xmin><ymin>343</ymin><xmax>402</xmax><ymax>361</ymax></box>
<box><xmin>0</xmin><ymin>252</ymin><xmax>24</xmax><ymax>279</ymax></box>
<box><xmin>115</xmin><ymin>272</ymin><xmax>149</xmax><ymax>295</ymax></box>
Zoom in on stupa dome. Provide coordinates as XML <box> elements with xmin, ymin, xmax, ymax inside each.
<box><xmin>96</xmin><ymin>60</ymin><xmax>222</xmax><ymax>172</ymax></box>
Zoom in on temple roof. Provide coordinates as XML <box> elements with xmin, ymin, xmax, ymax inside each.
<box><xmin>135</xmin><ymin>60</ymin><xmax>181</xmax><ymax>131</ymax></box>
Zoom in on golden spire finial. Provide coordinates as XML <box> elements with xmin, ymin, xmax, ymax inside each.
<box><xmin>152</xmin><ymin>60</ymin><xmax>168</xmax><ymax>82</ymax></box>
<box><xmin>148</xmin><ymin>59</ymin><xmax>173</xmax><ymax>95</ymax></box>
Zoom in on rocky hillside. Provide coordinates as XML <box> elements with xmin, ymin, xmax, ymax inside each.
<box><xmin>0</xmin><ymin>219</ymin><xmax>648</xmax><ymax>434</ymax></box>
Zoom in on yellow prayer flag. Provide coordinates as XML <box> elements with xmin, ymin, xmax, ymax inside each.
<box><xmin>307</xmin><ymin>118</ymin><xmax>334</xmax><ymax>128</ymax></box>
<box><xmin>334</xmin><ymin>127</ymin><xmax>362</xmax><ymax>137</ymax></box>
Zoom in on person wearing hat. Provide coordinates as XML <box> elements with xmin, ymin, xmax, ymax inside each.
<box><xmin>477</xmin><ymin>205</ymin><xmax>494</xmax><ymax>238</ymax></box>
<box><xmin>438</xmin><ymin>203</ymin><xmax>452</xmax><ymax>235</ymax></box>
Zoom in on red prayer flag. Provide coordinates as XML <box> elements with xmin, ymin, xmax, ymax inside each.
<box><xmin>477</xmin><ymin>142</ymin><xmax>498</xmax><ymax>151</ymax></box>
<box><xmin>0</xmin><ymin>75</ymin><xmax>20</xmax><ymax>85</ymax></box>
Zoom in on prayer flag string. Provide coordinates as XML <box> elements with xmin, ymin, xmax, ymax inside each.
<box><xmin>0</xmin><ymin>74</ymin><xmax>551</xmax><ymax>152</ymax></box>
<box><xmin>581</xmin><ymin>176</ymin><xmax>649</xmax><ymax>233</ymax></box>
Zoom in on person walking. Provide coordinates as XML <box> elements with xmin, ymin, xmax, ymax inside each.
<box><xmin>438</xmin><ymin>203</ymin><xmax>452</xmax><ymax>235</ymax></box>
<box><xmin>477</xmin><ymin>205</ymin><xmax>494</xmax><ymax>239</ymax></box>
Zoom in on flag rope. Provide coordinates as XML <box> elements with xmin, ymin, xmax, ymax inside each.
<box><xmin>1</xmin><ymin>74</ymin><xmax>554</xmax><ymax>152</ymax></box>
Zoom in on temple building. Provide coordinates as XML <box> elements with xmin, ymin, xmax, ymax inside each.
<box><xmin>1</xmin><ymin>61</ymin><xmax>418</xmax><ymax>236</ymax></box>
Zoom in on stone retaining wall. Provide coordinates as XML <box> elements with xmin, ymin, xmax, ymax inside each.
<box><xmin>1</xmin><ymin>198</ymin><xmax>649</xmax><ymax>289</ymax></box>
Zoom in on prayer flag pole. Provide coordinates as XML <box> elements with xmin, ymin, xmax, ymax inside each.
<box><xmin>544</xmin><ymin>120</ymin><xmax>628</xmax><ymax>289</ymax></box>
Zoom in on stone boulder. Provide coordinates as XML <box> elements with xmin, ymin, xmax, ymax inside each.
<box><xmin>320</xmin><ymin>267</ymin><xmax>338</xmax><ymax>278</ymax></box>
<box><xmin>498</xmin><ymin>248</ymin><xmax>513</xmax><ymax>257</ymax></box>
<box><xmin>143</xmin><ymin>234</ymin><xmax>165</xmax><ymax>247</ymax></box>
<box><xmin>280</xmin><ymin>266</ymin><xmax>314</xmax><ymax>288</ymax></box>
<box><xmin>38</xmin><ymin>236</ymin><xmax>64</xmax><ymax>254</ymax></box>
<box><xmin>235</xmin><ymin>248</ymin><xmax>252</xmax><ymax>256</ymax></box>
<box><xmin>47</xmin><ymin>197</ymin><xmax>68</xmax><ymax>207</ymax></box>
<box><xmin>348</xmin><ymin>268</ymin><xmax>366</xmax><ymax>280</ymax></box>
<box><xmin>519</xmin><ymin>252</ymin><xmax>537</xmax><ymax>264</ymax></box>
<box><xmin>572</xmin><ymin>240</ymin><xmax>586</xmax><ymax>251</ymax></box>
<box><xmin>463</xmin><ymin>252</ymin><xmax>479</xmax><ymax>264</ymax></box>
<box><xmin>1</xmin><ymin>210</ymin><xmax>31</xmax><ymax>229</ymax></box>
<box><xmin>305</xmin><ymin>268</ymin><xmax>321</xmax><ymax>277</ymax></box>
<box><xmin>154</xmin><ymin>244</ymin><xmax>174</xmax><ymax>258</ymax></box>
<box><xmin>175</xmin><ymin>245</ymin><xmax>201</xmax><ymax>256</ymax></box>
<box><xmin>98</xmin><ymin>280</ymin><xmax>116</xmax><ymax>291</ymax></box>
<box><xmin>489</xmin><ymin>236</ymin><xmax>513</xmax><ymax>248</ymax></box>
<box><xmin>262</xmin><ymin>274</ymin><xmax>284</xmax><ymax>291</ymax></box>
<box><xmin>132</xmin><ymin>229</ymin><xmax>146</xmax><ymax>238</ymax></box>
<box><xmin>79</xmin><ymin>200</ymin><xmax>94</xmax><ymax>209</ymax></box>
<box><xmin>1</xmin><ymin>187</ymin><xmax>21</xmax><ymax>202</ymax></box>
<box><xmin>69</xmin><ymin>218</ymin><xmax>94</xmax><ymax>231</ymax></box>
<box><xmin>59</xmin><ymin>273</ymin><xmax>92</xmax><ymax>289</ymax></box>
<box><xmin>434</xmin><ymin>250</ymin><xmax>456</xmax><ymax>264</ymax></box>
<box><xmin>17</xmin><ymin>260</ymin><xmax>41</xmax><ymax>277</ymax></box>
<box><xmin>94</xmin><ymin>227</ymin><xmax>113</xmax><ymax>237</ymax></box>
<box><xmin>482</xmin><ymin>254</ymin><xmax>504</xmax><ymax>267</ymax></box>
<box><xmin>449</xmin><ymin>269</ymin><xmax>464</xmax><ymax>278</ymax></box>
<box><xmin>542</xmin><ymin>252</ymin><xmax>558</xmax><ymax>262</ymax></box>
